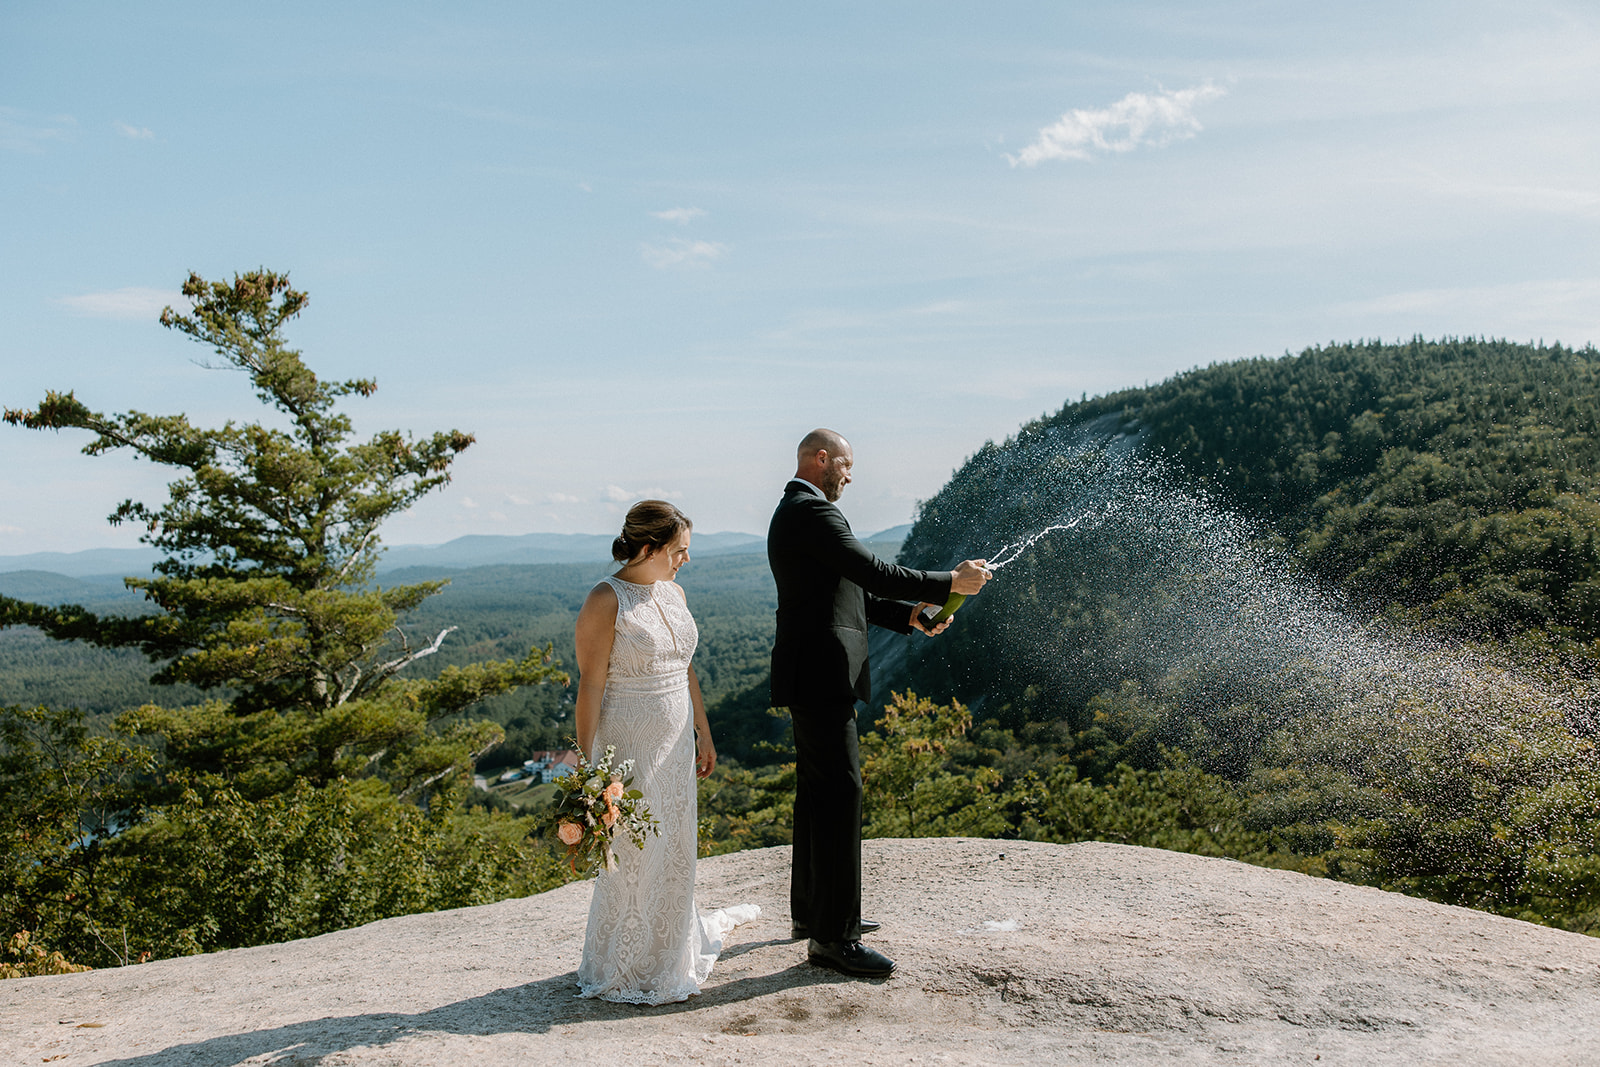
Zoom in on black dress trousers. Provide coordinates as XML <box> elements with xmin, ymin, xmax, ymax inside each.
<box><xmin>789</xmin><ymin>701</ymin><xmax>863</xmax><ymax>943</ymax></box>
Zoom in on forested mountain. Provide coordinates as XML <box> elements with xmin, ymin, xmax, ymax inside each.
<box><xmin>1104</xmin><ymin>337</ymin><xmax>1600</xmax><ymax>643</ymax></box>
<box><xmin>888</xmin><ymin>338</ymin><xmax>1600</xmax><ymax>727</ymax></box>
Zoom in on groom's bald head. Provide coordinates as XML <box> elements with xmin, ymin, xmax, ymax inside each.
<box><xmin>797</xmin><ymin>428</ymin><xmax>849</xmax><ymax>464</ymax></box>
<box><xmin>794</xmin><ymin>428</ymin><xmax>854</xmax><ymax>502</ymax></box>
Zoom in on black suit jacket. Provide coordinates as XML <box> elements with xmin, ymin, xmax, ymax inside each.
<box><xmin>768</xmin><ymin>480</ymin><xmax>952</xmax><ymax>707</ymax></box>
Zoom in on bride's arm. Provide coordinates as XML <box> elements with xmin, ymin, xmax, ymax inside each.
<box><xmin>574</xmin><ymin>582</ymin><xmax>618</xmax><ymax>760</ymax></box>
<box><xmin>687</xmin><ymin>664</ymin><xmax>716</xmax><ymax>779</ymax></box>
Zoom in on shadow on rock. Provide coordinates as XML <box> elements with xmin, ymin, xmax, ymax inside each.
<box><xmin>91</xmin><ymin>958</ymin><xmax>849</xmax><ymax>1066</ymax></box>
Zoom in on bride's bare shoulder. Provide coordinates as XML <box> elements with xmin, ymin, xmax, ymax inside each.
<box><xmin>580</xmin><ymin>580</ymin><xmax>619</xmax><ymax>615</ymax></box>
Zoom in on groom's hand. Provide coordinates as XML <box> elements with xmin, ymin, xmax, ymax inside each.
<box><xmin>951</xmin><ymin>559</ymin><xmax>992</xmax><ymax>595</ymax></box>
<box><xmin>910</xmin><ymin>603</ymin><xmax>952</xmax><ymax>635</ymax></box>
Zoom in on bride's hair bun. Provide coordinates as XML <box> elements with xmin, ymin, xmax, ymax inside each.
<box><xmin>613</xmin><ymin>500</ymin><xmax>692</xmax><ymax>564</ymax></box>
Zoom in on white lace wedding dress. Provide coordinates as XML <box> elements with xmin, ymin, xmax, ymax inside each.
<box><xmin>576</xmin><ymin>576</ymin><xmax>759</xmax><ymax>1004</ymax></box>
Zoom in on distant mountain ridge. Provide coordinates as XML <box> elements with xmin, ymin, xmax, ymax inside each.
<box><xmin>376</xmin><ymin>530</ymin><xmax>768</xmax><ymax>570</ymax></box>
<box><xmin>0</xmin><ymin>548</ymin><xmax>168</xmax><ymax>579</ymax></box>
<box><xmin>0</xmin><ymin>525</ymin><xmax>912</xmax><ymax>580</ymax></box>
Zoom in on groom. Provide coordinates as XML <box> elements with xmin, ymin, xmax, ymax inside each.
<box><xmin>768</xmin><ymin>428</ymin><xmax>990</xmax><ymax>978</ymax></box>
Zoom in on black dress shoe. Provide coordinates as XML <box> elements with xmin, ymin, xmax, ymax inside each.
<box><xmin>792</xmin><ymin>918</ymin><xmax>880</xmax><ymax>940</ymax></box>
<box><xmin>807</xmin><ymin>939</ymin><xmax>896</xmax><ymax>978</ymax></box>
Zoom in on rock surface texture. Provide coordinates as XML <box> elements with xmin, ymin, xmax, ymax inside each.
<box><xmin>6</xmin><ymin>839</ymin><xmax>1600</xmax><ymax>1065</ymax></box>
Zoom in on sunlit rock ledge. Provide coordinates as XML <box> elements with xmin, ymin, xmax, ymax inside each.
<box><xmin>7</xmin><ymin>839</ymin><xmax>1600</xmax><ymax>1066</ymax></box>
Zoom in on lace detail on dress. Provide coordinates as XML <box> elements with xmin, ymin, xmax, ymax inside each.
<box><xmin>601</xmin><ymin>577</ymin><xmax>698</xmax><ymax>683</ymax></box>
<box><xmin>576</xmin><ymin>578</ymin><xmax>756</xmax><ymax>1005</ymax></box>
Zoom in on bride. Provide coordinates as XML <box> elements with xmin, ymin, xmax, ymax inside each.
<box><xmin>573</xmin><ymin>499</ymin><xmax>759</xmax><ymax>1004</ymax></box>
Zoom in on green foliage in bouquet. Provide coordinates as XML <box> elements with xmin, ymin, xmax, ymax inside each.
<box><xmin>551</xmin><ymin>744</ymin><xmax>658</xmax><ymax>874</ymax></box>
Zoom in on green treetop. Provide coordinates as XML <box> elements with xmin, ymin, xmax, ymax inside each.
<box><xmin>2</xmin><ymin>269</ymin><xmax>565</xmax><ymax>801</ymax></box>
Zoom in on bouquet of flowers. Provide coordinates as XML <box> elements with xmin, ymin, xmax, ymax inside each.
<box><xmin>551</xmin><ymin>744</ymin><xmax>659</xmax><ymax>875</ymax></box>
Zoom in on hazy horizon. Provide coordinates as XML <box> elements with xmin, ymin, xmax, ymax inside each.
<box><xmin>0</xmin><ymin>523</ymin><xmax>918</xmax><ymax>577</ymax></box>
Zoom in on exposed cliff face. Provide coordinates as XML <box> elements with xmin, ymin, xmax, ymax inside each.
<box><xmin>8</xmin><ymin>839</ymin><xmax>1600</xmax><ymax>1066</ymax></box>
<box><xmin>869</xmin><ymin>412</ymin><xmax>1147</xmax><ymax>716</ymax></box>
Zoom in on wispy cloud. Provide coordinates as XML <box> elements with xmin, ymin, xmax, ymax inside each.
<box><xmin>1010</xmin><ymin>82</ymin><xmax>1226</xmax><ymax>166</ymax></box>
<box><xmin>641</xmin><ymin>239</ymin><xmax>728</xmax><ymax>269</ymax></box>
<box><xmin>545</xmin><ymin>492</ymin><xmax>580</xmax><ymax>504</ymax></box>
<box><xmin>651</xmin><ymin>206</ymin><xmax>707</xmax><ymax>225</ymax></box>
<box><xmin>114</xmin><ymin>121</ymin><xmax>155</xmax><ymax>140</ymax></box>
<box><xmin>56</xmin><ymin>287</ymin><xmax>183</xmax><ymax>320</ymax></box>
<box><xmin>1</xmin><ymin>107</ymin><xmax>76</xmax><ymax>154</ymax></box>
<box><xmin>602</xmin><ymin>484</ymin><xmax>679</xmax><ymax>503</ymax></box>
<box><xmin>1406</xmin><ymin>167</ymin><xmax>1600</xmax><ymax>220</ymax></box>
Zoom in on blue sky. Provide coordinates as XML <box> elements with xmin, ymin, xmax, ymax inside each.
<box><xmin>4</xmin><ymin>2</ymin><xmax>1599</xmax><ymax>554</ymax></box>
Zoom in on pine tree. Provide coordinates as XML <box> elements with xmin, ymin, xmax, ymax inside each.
<box><xmin>2</xmin><ymin>270</ymin><xmax>568</xmax><ymax>963</ymax></box>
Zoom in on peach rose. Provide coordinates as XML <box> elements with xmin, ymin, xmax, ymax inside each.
<box><xmin>557</xmin><ymin>820</ymin><xmax>584</xmax><ymax>846</ymax></box>
<box><xmin>603</xmin><ymin>804</ymin><xmax>619</xmax><ymax>828</ymax></box>
<box><xmin>604</xmin><ymin>781</ymin><xmax>625</xmax><ymax>802</ymax></box>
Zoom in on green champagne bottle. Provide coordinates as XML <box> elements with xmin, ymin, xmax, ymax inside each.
<box><xmin>919</xmin><ymin>591</ymin><xmax>967</xmax><ymax>630</ymax></box>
